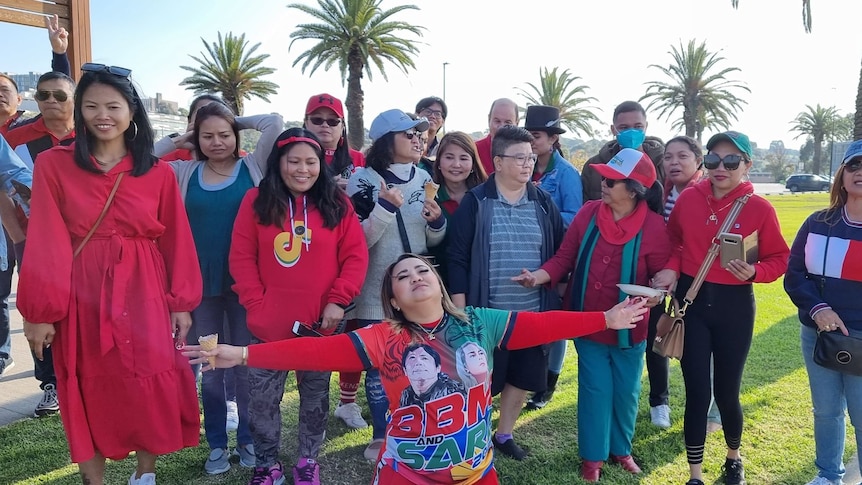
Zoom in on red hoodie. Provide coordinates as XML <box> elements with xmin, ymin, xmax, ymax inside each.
<box><xmin>230</xmin><ymin>188</ymin><xmax>369</xmax><ymax>342</ymax></box>
<box><xmin>665</xmin><ymin>179</ymin><xmax>789</xmax><ymax>285</ymax></box>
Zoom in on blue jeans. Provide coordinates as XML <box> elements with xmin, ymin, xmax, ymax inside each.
<box><xmin>547</xmin><ymin>339</ymin><xmax>567</xmax><ymax>374</ymax></box>
<box><xmin>193</xmin><ymin>292</ymin><xmax>252</xmax><ymax>449</ymax></box>
<box><xmin>801</xmin><ymin>324</ymin><xmax>862</xmax><ymax>482</ymax></box>
<box><xmin>359</xmin><ymin>319</ymin><xmax>389</xmax><ymax>440</ymax></box>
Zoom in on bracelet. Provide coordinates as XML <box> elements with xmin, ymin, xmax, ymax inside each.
<box><xmin>241</xmin><ymin>346</ymin><xmax>248</xmax><ymax>366</ymax></box>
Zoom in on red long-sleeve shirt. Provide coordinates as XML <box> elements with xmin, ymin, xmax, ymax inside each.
<box><xmin>229</xmin><ymin>188</ymin><xmax>368</xmax><ymax>343</ymax></box>
<box><xmin>665</xmin><ymin>179</ymin><xmax>789</xmax><ymax>285</ymax></box>
<box><xmin>247</xmin><ymin>307</ymin><xmax>606</xmax><ymax>484</ymax></box>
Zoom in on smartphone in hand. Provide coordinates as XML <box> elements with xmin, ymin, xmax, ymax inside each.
<box><xmin>10</xmin><ymin>180</ymin><xmax>31</xmax><ymax>204</ymax></box>
<box><xmin>292</xmin><ymin>321</ymin><xmax>325</xmax><ymax>338</ymax></box>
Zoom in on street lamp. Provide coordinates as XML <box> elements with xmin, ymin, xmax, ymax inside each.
<box><xmin>442</xmin><ymin>62</ymin><xmax>449</xmax><ymax>101</ymax></box>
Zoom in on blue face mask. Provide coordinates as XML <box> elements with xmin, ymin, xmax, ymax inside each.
<box><xmin>616</xmin><ymin>129</ymin><xmax>645</xmax><ymax>149</ymax></box>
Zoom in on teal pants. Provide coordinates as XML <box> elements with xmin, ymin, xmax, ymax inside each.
<box><xmin>574</xmin><ymin>338</ymin><xmax>646</xmax><ymax>461</ymax></box>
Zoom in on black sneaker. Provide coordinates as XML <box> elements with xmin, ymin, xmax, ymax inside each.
<box><xmin>685</xmin><ymin>480</ymin><xmax>705</xmax><ymax>485</ymax></box>
<box><xmin>491</xmin><ymin>435</ymin><xmax>527</xmax><ymax>460</ymax></box>
<box><xmin>34</xmin><ymin>383</ymin><xmax>60</xmax><ymax>417</ymax></box>
<box><xmin>0</xmin><ymin>355</ymin><xmax>13</xmax><ymax>378</ymax></box>
<box><xmin>721</xmin><ymin>457</ymin><xmax>746</xmax><ymax>485</ymax></box>
<box><xmin>524</xmin><ymin>391</ymin><xmax>547</xmax><ymax>410</ymax></box>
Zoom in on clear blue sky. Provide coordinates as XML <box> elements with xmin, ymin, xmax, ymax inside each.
<box><xmin>2</xmin><ymin>0</ymin><xmax>861</xmax><ymax>148</ymax></box>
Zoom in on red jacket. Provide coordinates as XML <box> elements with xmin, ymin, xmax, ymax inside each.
<box><xmin>5</xmin><ymin>117</ymin><xmax>75</xmax><ymax>165</ymax></box>
<box><xmin>229</xmin><ymin>188</ymin><xmax>369</xmax><ymax>342</ymax></box>
<box><xmin>541</xmin><ymin>200</ymin><xmax>670</xmax><ymax>345</ymax></box>
<box><xmin>475</xmin><ymin>135</ymin><xmax>493</xmax><ymax>175</ymax></box>
<box><xmin>665</xmin><ymin>179</ymin><xmax>789</xmax><ymax>285</ymax></box>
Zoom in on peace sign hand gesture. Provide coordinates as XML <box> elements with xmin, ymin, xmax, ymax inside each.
<box><xmin>45</xmin><ymin>14</ymin><xmax>69</xmax><ymax>54</ymax></box>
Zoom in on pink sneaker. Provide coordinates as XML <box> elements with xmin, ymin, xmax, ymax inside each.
<box><xmin>248</xmin><ymin>462</ymin><xmax>285</xmax><ymax>485</ymax></box>
<box><xmin>292</xmin><ymin>458</ymin><xmax>320</xmax><ymax>485</ymax></box>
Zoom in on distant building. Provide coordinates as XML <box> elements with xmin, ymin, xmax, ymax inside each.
<box><xmin>148</xmin><ymin>112</ymin><xmax>187</xmax><ymax>140</ymax></box>
<box><xmin>141</xmin><ymin>93</ymin><xmax>180</xmax><ymax>116</ymax></box>
<box><xmin>4</xmin><ymin>72</ymin><xmax>40</xmax><ymax>92</ymax></box>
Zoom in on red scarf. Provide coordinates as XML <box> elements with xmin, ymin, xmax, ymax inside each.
<box><xmin>596</xmin><ymin>200</ymin><xmax>648</xmax><ymax>245</ymax></box>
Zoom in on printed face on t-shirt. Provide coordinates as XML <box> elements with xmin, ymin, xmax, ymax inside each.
<box><xmin>404</xmin><ymin>345</ymin><xmax>441</xmax><ymax>392</ymax></box>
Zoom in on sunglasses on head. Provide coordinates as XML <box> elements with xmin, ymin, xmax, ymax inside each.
<box><xmin>308</xmin><ymin>116</ymin><xmax>341</xmax><ymax>127</ymax></box>
<box><xmin>845</xmin><ymin>159</ymin><xmax>862</xmax><ymax>173</ymax></box>
<box><xmin>34</xmin><ymin>89</ymin><xmax>69</xmax><ymax>102</ymax></box>
<box><xmin>81</xmin><ymin>63</ymin><xmax>132</xmax><ymax>78</ymax></box>
<box><xmin>703</xmin><ymin>153</ymin><xmax>744</xmax><ymax>170</ymax></box>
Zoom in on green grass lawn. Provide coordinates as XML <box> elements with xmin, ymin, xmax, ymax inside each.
<box><xmin>0</xmin><ymin>193</ymin><xmax>847</xmax><ymax>485</ymax></box>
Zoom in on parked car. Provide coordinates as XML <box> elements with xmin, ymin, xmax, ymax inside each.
<box><xmin>785</xmin><ymin>174</ymin><xmax>831</xmax><ymax>192</ymax></box>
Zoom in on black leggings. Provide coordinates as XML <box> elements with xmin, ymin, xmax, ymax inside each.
<box><xmin>645</xmin><ymin>302</ymin><xmax>670</xmax><ymax>407</ymax></box>
<box><xmin>676</xmin><ymin>273</ymin><xmax>754</xmax><ymax>465</ymax></box>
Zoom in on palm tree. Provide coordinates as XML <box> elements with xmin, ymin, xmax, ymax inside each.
<box><xmin>288</xmin><ymin>0</ymin><xmax>425</xmax><ymax>150</ymax></box>
<box><xmin>640</xmin><ymin>39</ymin><xmax>750</xmax><ymax>143</ymax></box>
<box><xmin>731</xmin><ymin>1</ymin><xmax>862</xmax><ymax>140</ymax></box>
<box><xmin>516</xmin><ymin>67</ymin><xmax>602</xmax><ymax>138</ymax></box>
<box><xmin>180</xmin><ymin>32</ymin><xmax>279</xmax><ymax>115</ymax></box>
<box><xmin>790</xmin><ymin>104</ymin><xmax>839</xmax><ymax>175</ymax></box>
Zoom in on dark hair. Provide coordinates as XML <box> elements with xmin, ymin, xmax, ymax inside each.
<box><xmin>491</xmin><ymin>125</ymin><xmax>533</xmax><ymax>158</ymax></box>
<box><xmin>37</xmin><ymin>71</ymin><xmax>75</xmax><ymax>90</ymax></box>
<box><xmin>613</xmin><ymin>101</ymin><xmax>646</xmax><ymax>122</ymax></box>
<box><xmin>433</xmin><ymin>131</ymin><xmax>487</xmax><ymax>188</ymax></box>
<box><xmin>364</xmin><ymin>132</ymin><xmax>397</xmax><ymax>172</ymax></box>
<box><xmin>381</xmin><ymin>253</ymin><xmax>468</xmax><ymax>342</ymax></box>
<box><xmin>73</xmin><ymin>71</ymin><xmax>155</xmax><ymax>176</ymax></box>
<box><xmin>193</xmin><ymin>102</ymin><xmax>239</xmax><ymax>161</ymax></box>
<box><xmin>415</xmin><ymin>96</ymin><xmax>448</xmax><ymax>120</ymax></box>
<box><xmin>253</xmin><ymin>128</ymin><xmax>346</xmax><ymax>230</ymax></box>
<box><xmin>188</xmin><ymin>94</ymin><xmax>227</xmax><ymax>121</ymax></box>
<box><xmin>401</xmin><ymin>343</ymin><xmax>441</xmax><ymax>368</ymax></box>
<box><xmin>623</xmin><ymin>179</ymin><xmax>664</xmax><ymax>215</ymax></box>
<box><xmin>0</xmin><ymin>74</ymin><xmax>18</xmax><ymax>92</ymax></box>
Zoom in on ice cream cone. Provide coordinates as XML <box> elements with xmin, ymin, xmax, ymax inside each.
<box><xmin>424</xmin><ymin>181</ymin><xmax>439</xmax><ymax>200</ymax></box>
<box><xmin>198</xmin><ymin>333</ymin><xmax>218</xmax><ymax>367</ymax></box>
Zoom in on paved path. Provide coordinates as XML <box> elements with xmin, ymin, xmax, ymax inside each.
<box><xmin>0</xmin><ymin>274</ymin><xmax>44</xmax><ymax>425</ymax></box>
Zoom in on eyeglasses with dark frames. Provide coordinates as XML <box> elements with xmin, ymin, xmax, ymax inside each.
<box><xmin>34</xmin><ymin>90</ymin><xmax>69</xmax><ymax>102</ymax></box>
<box><xmin>703</xmin><ymin>153</ymin><xmax>744</xmax><ymax>170</ymax></box>
<box><xmin>81</xmin><ymin>63</ymin><xmax>132</xmax><ymax>78</ymax></box>
<box><xmin>420</xmin><ymin>108</ymin><xmax>444</xmax><ymax>119</ymax></box>
<box><xmin>308</xmin><ymin>117</ymin><xmax>341</xmax><ymax>127</ymax></box>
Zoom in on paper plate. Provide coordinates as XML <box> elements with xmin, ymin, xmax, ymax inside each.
<box><xmin>616</xmin><ymin>284</ymin><xmax>666</xmax><ymax>298</ymax></box>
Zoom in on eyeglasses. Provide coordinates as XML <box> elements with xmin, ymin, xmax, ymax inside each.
<box><xmin>846</xmin><ymin>159</ymin><xmax>862</xmax><ymax>173</ymax></box>
<box><xmin>498</xmin><ymin>153</ymin><xmax>538</xmax><ymax>167</ymax></box>
<box><xmin>35</xmin><ymin>89</ymin><xmax>69</xmax><ymax>102</ymax></box>
<box><xmin>308</xmin><ymin>117</ymin><xmax>341</xmax><ymax>127</ymax></box>
<box><xmin>403</xmin><ymin>130</ymin><xmax>425</xmax><ymax>140</ymax></box>
<box><xmin>420</xmin><ymin>108</ymin><xmax>444</xmax><ymax>119</ymax></box>
<box><xmin>602</xmin><ymin>177</ymin><xmax>621</xmax><ymax>188</ymax></box>
<box><xmin>703</xmin><ymin>153</ymin><xmax>744</xmax><ymax>170</ymax></box>
<box><xmin>81</xmin><ymin>63</ymin><xmax>132</xmax><ymax>78</ymax></box>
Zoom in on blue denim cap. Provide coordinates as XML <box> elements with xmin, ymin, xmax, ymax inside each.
<box><xmin>842</xmin><ymin>139</ymin><xmax>862</xmax><ymax>164</ymax></box>
<box><xmin>368</xmin><ymin>109</ymin><xmax>429</xmax><ymax>141</ymax></box>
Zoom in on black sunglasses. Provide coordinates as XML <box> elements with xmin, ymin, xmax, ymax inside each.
<box><xmin>81</xmin><ymin>63</ymin><xmax>132</xmax><ymax>78</ymax></box>
<box><xmin>308</xmin><ymin>116</ymin><xmax>341</xmax><ymax>127</ymax></box>
<box><xmin>403</xmin><ymin>130</ymin><xmax>424</xmax><ymax>140</ymax></box>
<box><xmin>602</xmin><ymin>177</ymin><xmax>621</xmax><ymax>188</ymax></box>
<box><xmin>703</xmin><ymin>153</ymin><xmax>744</xmax><ymax>170</ymax></box>
<box><xmin>34</xmin><ymin>89</ymin><xmax>69</xmax><ymax>102</ymax></box>
<box><xmin>846</xmin><ymin>159</ymin><xmax>862</xmax><ymax>173</ymax></box>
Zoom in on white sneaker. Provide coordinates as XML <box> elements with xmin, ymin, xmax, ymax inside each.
<box><xmin>225</xmin><ymin>400</ymin><xmax>239</xmax><ymax>432</ymax></box>
<box><xmin>804</xmin><ymin>476</ymin><xmax>844</xmax><ymax>485</ymax></box>
<box><xmin>650</xmin><ymin>404</ymin><xmax>671</xmax><ymax>428</ymax></box>
<box><xmin>334</xmin><ymin>402</ymin><xmax>368</xmax><ymax>429</ymax></box>
<box><xmin>128</xmin><ymin>471</ymin><xmax>156</xmax><ymax>485</ymax></box>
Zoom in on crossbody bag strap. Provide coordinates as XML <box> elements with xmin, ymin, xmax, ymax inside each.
<box><xmin>680</xmin><ymin>193</ymin><xmax>752</xmax><ymax>314</ymax></box>
<box><xmin>73</xmin><ymin>172</ymin><xmax>125</xmax><ymax>259</ymax></box>
<box><xmin>395</xmin><ymin>209</ymin><xmax>412</xmax><ymax>254</ymax></box>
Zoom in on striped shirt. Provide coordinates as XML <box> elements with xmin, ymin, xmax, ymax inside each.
<box><xmin>487</xmin><ymin>194</ymin><xmax>543</xmax><ymax>311</ymax></box>
<box><xmin>664</xmin><ymin>186</ymin><xmax>680</xmax><ymax>220</ymax></box>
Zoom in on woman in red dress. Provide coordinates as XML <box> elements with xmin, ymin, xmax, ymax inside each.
<box><xmin>18</xmin><ymin>64</ymin><xmax>203</xmax><ymax>485</ymax></box>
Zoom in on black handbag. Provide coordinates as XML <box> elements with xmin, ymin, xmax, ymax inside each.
<box><xmin>813</xmin><ymin>330</ymin><xmax>862</xmax><ymax>376</ymax></box>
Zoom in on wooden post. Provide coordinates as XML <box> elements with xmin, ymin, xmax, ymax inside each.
<box><xmin>0</xmin><ymin>0</ymin><xmax>91</xmax><ymax>81</ymax></box>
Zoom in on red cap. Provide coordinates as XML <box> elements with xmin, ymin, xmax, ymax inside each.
<box><xmin>305</xmin><ymin>93</ymin><xmax>344</xmax><ymax>118</ymax></box>
<box><xmin>591</xmin><ymin>148</ymin><xmax>657</xmax><ymax>187</ymax></box>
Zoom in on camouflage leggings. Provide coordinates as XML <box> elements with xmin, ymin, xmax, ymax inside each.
<box><xmin>247</xmin><ymin>365</ymin><xmax>331</xmax><ymax>467</ymax></box>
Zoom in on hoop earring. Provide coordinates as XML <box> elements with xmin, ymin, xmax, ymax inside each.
<box><xmin>126</xmin><ymin>121</ymin><xmax>138</xmax><ymax>141</ymax></box>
